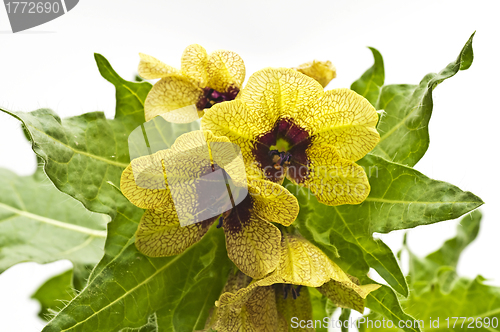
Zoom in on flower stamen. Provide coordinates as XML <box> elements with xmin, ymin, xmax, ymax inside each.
<box><xmin>196</xmin><ymin>86</ymin><xmax>239</xmax><ymax>110</ymax></box>
<box><xmin>269</xmin><ymin>149</ymin><xmax>292</xmax><ymax>170</ymax></box>
<box><xmin>217</xmin><ymin>216</ymin><xmax>224</xmax><ymax>228</ymax></box>
<box><xmin>217</xmin><ymin>210</ymin><xmax>232</xmax><ymax>229</ymax></box>
<box><xmin>282</xmin><ymin>284</ymin><xmax>302</xmax><ymax>300</ymax></box>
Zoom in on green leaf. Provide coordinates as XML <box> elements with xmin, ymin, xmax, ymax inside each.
<box><xmin>399</xmin><ymin>276</ymin><xmax>500</xmax><ymax>332</ymax></box>
<box><xmin>0</xmin><ymin>54</ymin><xmax>152</xmax><ymax>217</ymax></box>
<box><xmin>2</xmin><ymin>108</ymin><xmax>134</xmax><ymax>217</ymax></box>
<box><xmin>120</xmin><ymin>314</ymin><xmax>158</xmax><ymax>332</ymax></box>
<box><xmin>2</xmin><ymin>54</ymin><xmax>218</xmax><ymax>331</ymax></box>
<box><xmin>357</xmin><ymin>155</ymin><xmax>483</xmax><ymax>233</ymax></box>
<box><xmin>128</xmin><ymin>116</ymin><xmax>200</xmax><ymax>161</ymax></box>
<box><xmin>155</xmin><ymin>247</ymin><xmax>231</xmax><ymax>331</ymax></box>
<box><xmin>1</xmin><ymin>56</ymin><xmax>201</xmax><ymax>219</ymax></box>
<box><xmin>424</xmin><ymin>210</ymin><xmax>481</xmax><ymax>268</ymax></box>
<box><xmin>71</xmin><ymin>264</ymin><xmax>94</xmax><ymax>292</ymax></box>
<box><xmin>309</xmin><ymin>288</ymin><xmax>329</xmax><ymax>332</ymax></box>
<box><xmin>94</xmin><ymin>53</ymin><xmax>151</xmax><ymax>130</ymax></box>
<box><xmin>303</xmin><ymin>232</ymin><xmax>422</xmax><ymax>332</ymax></box>
<box><xmin>0</xmin><ymin>167</ymin><xmax>107</xmax><ymax>273</ymax></box>
<box><xmin>32</xmin><ymin>266</ymin><xmax>92</xmax><ymax>321</ymax></box>
<box><xmin>371</xmin><ymin>32</ymin><xmax>475</xmax><ymax>166</ymax></box>
<box><xmin>31</xmin><ymin>264</ymin><xmax>94</xmax><ymax>321</ymax></box>
<box><xmin>361</xmin><ymin>283</ymin><xmax>423</xmax><ymax>332</ymax></box>
<box><xmin>291</xmin><ymin>154</ymin><xmax>483</xmax><ymax>297</ymax></box>
<box><xmin>339</xmin><ymin>309</ymin><xmax>351</xmax><ymax>332</ymax></box>
<box><xmin>32</xmin><ymin>269</ymin><xmax>75</xmax><ymax>321</ymax></box>
<box><xmin>351</xmin><ymin>47</ymin><xmax>385</xmax><ymax>106</ymax></box>
<box><xmin>42</xmin><ymin>205</ymin><xmax>233</xmax><ymax>332</ymax></box>
<box><xmin>408</xmin><ymin>210</ymin><xmax>482</xmax><ymax>286</ymax></box>
<box><xmin>360</xmin><ymin>210</ymin><xmax>500</xmax><ymax>332</ymax></box>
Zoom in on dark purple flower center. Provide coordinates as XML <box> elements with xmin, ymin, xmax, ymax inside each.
<box><xmin>252</xmin><ymin>118</ymin><xmax>312</xmax><ymax>183</ymax></box>
<box><xmin>218</xmin><ymin>194</ymin><xmax>253</xmax><ymax>233</ymax></box>
<box><xmin>192</xmin><ymin>162</ymin><xmax>252</xmax><ymax>233</ymax></box>
<box><xmin>196</xmin><ymin>86</ymin><xmax>239</xmax><ymax>110</ymax></box>
<box><xmin>269</xmin><ymin>150</ymin><xmax>293</xmax><ymax>167</ymax></box>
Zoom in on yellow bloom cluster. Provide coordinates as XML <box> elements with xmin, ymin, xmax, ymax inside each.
<box><xmin>120</xmin><ymin>44</ymin><xmax>381</xmax><ymax>330</ymax></box>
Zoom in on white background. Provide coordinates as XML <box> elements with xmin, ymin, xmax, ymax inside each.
<box><xmin>0</xmin><ymin>0</ymin><xmax>499</xmax><ymax>331</ymax></box>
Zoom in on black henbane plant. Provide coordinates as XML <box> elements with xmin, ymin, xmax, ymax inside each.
<box><xmin>0</xmin><ymin>33</ymin><xmax>489</xmax><ymax>332</ymax></box>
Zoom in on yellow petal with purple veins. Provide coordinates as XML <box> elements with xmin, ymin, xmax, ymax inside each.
<box><xmin>294</xmin><ymin>60</ymin><xmax>337</xmax><ymax>88</ymax></box>
<box><xmin>247</xmin><ymin>178</ymin><xmax>298</xmax><ymax>226</ymax></box>
<box><xmin>202</xmin><ymin>67</ymin><xmax>379</xmax><ymax>205</ymax></box>
<box><xmin>135</xmin><ymin>209</ymin><xmax>214</xmax><ymax>257</ymax></box>
<box><xmin>202</xmin><ymin>99</ymin><xmax>275</xmax><ymax>144</ymax></box>
<box><xmin>251</xmin><ymin>234</ymin><xmax>352</xmax><ymax>289</ymax></box>
<box><xmin>223</xmin><ymin>270</ymin><xmax>254</xmax><ymax>294</ymax></box>
<box><xmin>216</xmin><ymin>271</ymin><xmax>255</xmax><ymax>308</ymax></box>
<box><xmin>240</xmin><ymin>68</ymin><xmax>324</xmax><ymax>130</ymax></box>
<box><xmin>213</xmin><ymin>271</ymin><xmax>282</xmax><ymax>332</ymax></box>
<box><xmin>214</xmin><ymin>285</ymin><xmax>280</xmax><ymax>332</ymax></box>
<box><xmin>223</xmin><ymin>210</ymin><xmax>281</xmax><ymax>279</ymax></box>
<box><xmin>168</xmin><ymin>130</ymin><xmax>248</xmax><ymax>189</ymax></box>
<box><xmin>275</xmin><ymin>284</ymin><xmax>314</xmax><ymax>330</ymax></box>
<box><xmin>308</xmin><ymin>88</ymin><xmax>380</xmax><ymax>161</ymax></box>
<box><xmin>298</xmin><ymin>143</ymin><xmax>370</xmax><ymax>206</ymax></box>
<box><xmin>144</xmin><ymin>75</ymin><xmax>202</xmax><ymax>122</ymax></box>
<box><xmin>202</xmin><ymin>99</ymin><xmax>276</xmax><ymax>178</ymax></box>
<box><xmin>163</xmin><ymin>130</ymin><xmax>243</xmax><ymax>227</ymax></box>
<box><xmin>121</xmin><ymin>130</ymin><xmax>231</xmax><ymax>211</ymax></box>
<box><xmin>181</xmin><ymin>44</ymin><xmax>208</xmax><ymax>87</ymax></box>
<box><xmin>120</xmin><ymin>133</ymin><xmax>210</xmax><ymax>211</ymax></box>
<box><xmin>213</xmin><ymin>235</ymin><xmax>380</xmax><ymax>327</ymax></box>
<box><xmin>207</xmin><ymin>50</ymin><xmax>245</xmax><ymax>92</ymax></box>
<box><xmin>120</xmin><ymin>150</ymin><xmax>173</xmax><ymax>210</ymax></box>
<box><xmin>170</xmin><ymin>129</ymin><xmax>227</xmax><ymax>155</ymax></box>
<box><xmin>215</xmin><ymin>235</ymin><xmax>367</xmax><ymax>314</ymax></box>
<box><xmin>138</xmin><ymin>53</ymin><xmax>180</xmax><ymax>79</ymax></box>
<box><xmin>204</xmin><ymin>132</ymin><xmax>248</xmax><ymax>188</ymax></box>
<box><xmin>274</xmin><ymin>234</ymin><xmax>352</xmax><ymax>287</ymax></box>
<box><xmin>317</xmin><ymin>279</ymin><xmax>381</xmax><ymax>313</ymax></box>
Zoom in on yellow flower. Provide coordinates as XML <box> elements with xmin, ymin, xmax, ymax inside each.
<box><xmin>120</xmin><ymin>130</ymin><xmax>299</xmax><ymax>279</ymax></box>
<box><xmin>201</xmin><ymin>68</ymin><xmax>380</xmax><ymax>206</ymax></box>
<box><xmin>208</xmin><ymin>233</ymin><xmax>380</xmax><ymax>331</ymax></box>
<box><xmin>138</xmin><ymin>44</ymin><xmax>245</xmax><ymax>123</ymax></box>
<box><xmin>294</xmin><ymin>60</ymin><xmax>337</xmax><ymax>88</ymax></box>
<box><xmin>207</xmin><ymin>271</ymin><xmax>286</xmax><ymax>331</ymax></box>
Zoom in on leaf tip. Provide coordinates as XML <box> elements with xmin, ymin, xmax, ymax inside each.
<box><xmin>459</xmin><ymin>31</ymin><xmax>475</xmax><ymax>71</ymax></box>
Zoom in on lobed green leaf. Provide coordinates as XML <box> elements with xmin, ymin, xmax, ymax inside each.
<box><xmin>351</xmin><ymin>47</ymin><xmax>385</xmax><ymax>107</ymax></box>
<box><xmin>0</xmin><ymin>167</ymin><xmax>107</xmax><ymax>273</ymax></box>
<box><xmin>32</xmin><ymin>265</ymin><xmax>93</xmax><ymax>321</ymax></box>
<box><xmin>407</xmin><ymin>210</ymin><xmax>482</xmax><ymax>287</ymax></box>
<box><xmin>370</xmin><ymin>32</ymin><xmax>475</xmax><ymax>166</ymax></box>
<box><xmin>29</xmin><ymin>54</ymin><xmax>225</xmax><ymax>332</ymax></box>
<box><xmin>360</xmin><ymin>211</ymin><xmax>499</xmax><ymax>332</ymax></box>
<box><xmin>94</xmin><ymin>53</ymin><xmax>151</xmax><ymax>130</ymax></box>
<box><xmin>291</xmin><ymin>153</ymin><xmax>482</xmax><ymax>298</ymax></box>
<box><xmin>32</xmin><ymin>269</ymin><xmax>75</xmax><ymax>321</ymax></box>
<box><xmin>309</xmin><ymin>287</ymin><xmax>329</xmax><ymax>332</ymax></box>
<box><xmin>0</xmin><ymin>54</ymin><xmax>153</xmax><ymax>217</ymax></box>
<box><xmin>339</xmin><ymin>308</ymin><xmax>351</xmax><ymax>332</ymax></box>
<box><xmin>42</xmin><ymin>207</ymin><xmax>233</xmax><ymax>332</ymax></box>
